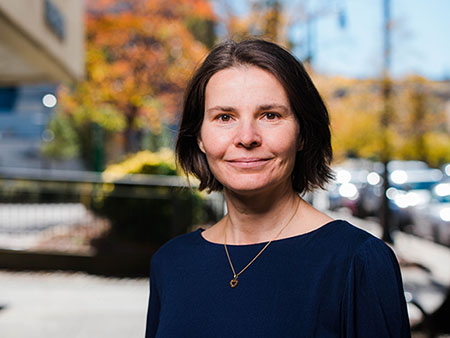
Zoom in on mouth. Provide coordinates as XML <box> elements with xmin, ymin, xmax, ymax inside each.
<box><xmin>226</xmin><ymin>157</ymin><xmax>272</xmax><ymax>169</ymax></box>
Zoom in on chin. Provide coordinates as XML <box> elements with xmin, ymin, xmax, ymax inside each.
<box><xmin>222</xmin><ymin>177</ymin><xmax>281</xmax><ymax>195</ymax></box>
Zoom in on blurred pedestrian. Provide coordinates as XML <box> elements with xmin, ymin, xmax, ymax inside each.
<box><xmin>145</xmin><ymin>38</ymin><xmax>410</xmax><ymax>337</ymax></box>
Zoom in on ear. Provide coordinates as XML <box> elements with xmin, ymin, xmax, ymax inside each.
<box><xmin>197</xmin><ymin>136</ymin><xmax>206</xmax><ymax>154</ymax></box>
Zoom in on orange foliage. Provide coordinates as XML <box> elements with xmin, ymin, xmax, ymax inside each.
<box><xmin>313</xmin><ymin>73</ymin><xmax>450</xmax><ymax>165</ymax></box>
<box><xmin>59</xmin><ymin>0</ymin><xmax>215</xmax><ymax>156</ymax></box>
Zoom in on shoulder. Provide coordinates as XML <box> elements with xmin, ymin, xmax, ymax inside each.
<box><xmin>318</xmin><ymin>220</ymin><xmax>400</xmax><ymax>274</ymax></box>
<box><xmin>340</xmin><ymin>220</ymin><xmax>397</xmax><ymax>265</ymax></box>
<box><xmin>327</xmin><ymin>221</ymin><xmax>402</xmax><ymax>285</ymax></box>
<box><xmin>151</xmin><ymin>229</ymin><xmax>202</xmax><ymax>267</ymax></box>
<box><xmin>318</xmin><ymin>219</ymin><xmax>392</xmax><ymax>256</ymax></box>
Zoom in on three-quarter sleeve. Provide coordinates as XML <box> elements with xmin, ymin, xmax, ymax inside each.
<box><xmin>340</xmin><ymin>238</ymin><xmax>411</xmax><ymax>338</ymax></box>
<box><xmin>145</xmin><ymin>257</ymin><xmax>161</xmax><ymax>338</ymax></box>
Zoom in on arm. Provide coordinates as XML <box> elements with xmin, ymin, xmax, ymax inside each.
<box><xmin>145</xmin><ymin>258</ymin><xmax>161</xmax><ymax>338</ymax></box>
<box><xmin>340</xmin><ymin>238</ymin><xmax>411</xmax><ymax>338</ymax></box>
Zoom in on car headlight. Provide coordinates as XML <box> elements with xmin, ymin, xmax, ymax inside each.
<box><xmin>367</xmin><ymin>172</ymin><xmax>381</xmax><ymax>185</ymax></box>
<box><xmin>390</xmin><ymin>170</ymin><xmax>408</xmax><ymax>185</ymax></box>
<box><xmin>393</xmin><ymin>194</ymin><xmax>409</xmax><ymax>209</ymax></box>
<box><xmin>391</xmin><ymin>190</ymin><xmax>430</xmax><ymax>208</ymax></box>
<box><xmin>339</xmin><ymin>183</ymin><xmax>359</xmax><ymax>200</ymax></box>
<box><xmin>386</xmin><ymin>187</ymin><xmax>398</xmax><ymax>200</ymax></box>
<box><xmin>440</xmin><ymin>207</ymin><xmax>450</xmax><ymax>222</ymax></box>
<box><xmin>336</xmin><ymin>170</ymin><xmax>351</xmax><ymax>184</ymax></box>
<box><xmin>434</xmin><ymin>183</ymin><xmax>450</xmax><ymax>197</ymax></box>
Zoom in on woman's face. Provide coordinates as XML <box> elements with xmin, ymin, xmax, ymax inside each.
<box><xmin>198</xmin><ymin>65</ymin><xmax>300</xmax><ymax>195</ymax></box>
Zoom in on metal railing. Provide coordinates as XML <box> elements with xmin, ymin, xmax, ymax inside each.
<box><xmin>0</xmin><ymin>167</ymin><xmax>224</xmax><ymax>253</ymax></box>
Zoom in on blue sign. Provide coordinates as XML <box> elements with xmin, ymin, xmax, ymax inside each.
<box><xmin>45</xmin><ymin>0</ymin><xmax>65</xmax><ymax>41</ymax></box>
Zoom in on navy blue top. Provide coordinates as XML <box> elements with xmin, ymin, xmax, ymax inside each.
<box><xmin>145</xmin><ymin>220</ymin><xmax>410</xmax><ymax>337</ymax></box>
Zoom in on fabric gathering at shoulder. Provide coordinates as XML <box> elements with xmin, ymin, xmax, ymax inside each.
<box><xmin>340</xmin><ymin>237</ymin><xmax>411</xmax><ymax>338</ymax></box>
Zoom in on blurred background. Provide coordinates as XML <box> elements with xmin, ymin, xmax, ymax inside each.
<box><xmin>0</xmin><ymin>0</ymin><xmax>449</xmax><ymax>337</ymax></box>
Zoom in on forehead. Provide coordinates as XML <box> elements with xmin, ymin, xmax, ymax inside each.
<box><xmin>205</xmin><ymin>66</ymin><xmax>289</xmax><ymax>107</ymax></box>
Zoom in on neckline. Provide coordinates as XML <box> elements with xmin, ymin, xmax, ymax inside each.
<box><xmin>197</xmin><ymin>219</ymin><xmax>342</xmax><ymax>248</ymax></box>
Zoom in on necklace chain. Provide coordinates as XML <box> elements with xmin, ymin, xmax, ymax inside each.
<box><xmin>224</xmin><ymin>197</ymin><xmax>301</xmax><ymax>288</ymax></box>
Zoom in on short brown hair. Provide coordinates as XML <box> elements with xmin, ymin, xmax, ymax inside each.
<box><xmin>176</xmin><ymin>38</ymin><xmax>333</xmax><ymax>194</ymax></box>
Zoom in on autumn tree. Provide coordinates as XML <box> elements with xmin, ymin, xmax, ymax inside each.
<box><xmin>393</xmin><ymin>76</ymin><xmax>450</xmax><ymax>166</ymax></box>
<box><xmin>53</xmin><ymin>0</ymin><xmax>216</xmax><ymax>170</ymax></box>
<box><xmin>314</xmin><ymin>74</ymin><xmax>450</xmax><ymax>166</ymax></box>
<box><xmin>215</xmin><ymin>0</ymin><xmax>292</xmax><ymax>47</ymax></box>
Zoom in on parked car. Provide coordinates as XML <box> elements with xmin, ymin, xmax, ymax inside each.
<box><xmin>409</xmin><ymin>181</ymin><xmax>450</xmax><ymax>246</ymax></box>
<box><xmin>442</xmin><ymin>163</ymin><xmax>450</xmax><ymax>177</ymax></box>
<box><xmin>328</xmin><ymin>161</ymin><xmax>443</xmax><ymax>231</ymax></box>
<box><xmin>386</xmin><ymin>167</ymin><xmax>443</xmax><ymax>229</ymax></box>
<box><xmin>328</xmin><ymin>161</ymin><xmax>385</xmax><ymax>218</ymax></box>
<box><xmin>327</xmin><ymin>167</ymin><xmax>371</xmax><ymax>216</ymax></box>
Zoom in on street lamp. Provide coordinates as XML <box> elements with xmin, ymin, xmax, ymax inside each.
<box><xmin>42</xmin><ymin>94</ymin><xmax>57</xmax><ymax>108</ymax></box>
<box><xmin>380</xmin><ymin>0</ymin><xmax>394</xmax><ymax>244</ymax></box>
<box><xmin>40</xmin><ymin>92</ymin><xmax>57</xmax><ymax>169</ymax></box>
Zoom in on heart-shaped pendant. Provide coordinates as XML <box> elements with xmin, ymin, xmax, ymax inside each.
<box><xmin>230</xmin><ymin>278</ymin><xmax>238</xmax><ymax>288</ymax></box>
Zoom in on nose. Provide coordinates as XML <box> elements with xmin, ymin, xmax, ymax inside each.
<box><xmin>234</xmin><ymin>119</ymin><xmax>262</xmax><ymax>149</ymax></box>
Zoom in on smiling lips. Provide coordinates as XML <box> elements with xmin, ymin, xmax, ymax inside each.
<box><xmin>226</xmin><ymin>157</ymin><xmax>272</xmax><ymax>169</ymax></box>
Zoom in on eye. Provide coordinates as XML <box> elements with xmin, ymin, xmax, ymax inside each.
<box><xmin>217</xmin><ymin>114</ymin><xmax>232</xmax><ymax>122</ymax></box>
<box><xmin>263</xmin><ymin>112</ymin><xmax>280</xmax><ymax>120</ymax></box>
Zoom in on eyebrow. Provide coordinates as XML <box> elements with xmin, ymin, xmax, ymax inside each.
<box><xmin>205</xmin><ymin>106</ymin><xmax>235</xmax><ymax>114</ymax></box>
<box><xmin>258</xmin><ymin>104</ymin><xmax>289</xmax><ymax>112</ymax></box>
<box><xmin>205</xmin><ymin>104</ymin><xmax>289</xmax><ymax>114</ymax></box>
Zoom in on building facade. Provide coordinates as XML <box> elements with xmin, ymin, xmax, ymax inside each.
<box><xmin>0</xmin><ymin>0</ymin><xmax>84</xmax><ymax>169</ymax></box>
<box><xmin>0</xmin><ymin>0</ymin><xmax>84</xmax><ymax>84</ymax></box>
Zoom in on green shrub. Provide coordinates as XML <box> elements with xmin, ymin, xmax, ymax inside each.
<box><xmin>102</xmin><ymin>148</ymin><xmax>178</xmax><ymax>177</ymax></box>
<box><xmin>90</xmin><ymin>149</ymin><xmax>209</xmax><ymax>244</ymax></box>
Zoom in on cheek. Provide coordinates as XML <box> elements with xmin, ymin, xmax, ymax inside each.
<box><xmin>280</xmin><ymin>143</ymin><xmax>299</xmax><ymax>164</ymax></box>
<box><xmin>268</xmin><ymin>128</ymin><xmax>300</xmax><ymax>155</ymax></box>
<box><xmin>198</xmin><ymin>130</ymin><xmax>224</xmax><ymax>159</ymax></box>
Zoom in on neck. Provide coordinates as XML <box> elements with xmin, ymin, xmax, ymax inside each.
<box><xmin>223</xmin><ymin>184</ymin><xmax>300</xmax><ymax>245</ymax></box>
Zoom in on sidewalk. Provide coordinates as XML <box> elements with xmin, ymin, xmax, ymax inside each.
<box><xmin>0</xmin><ymin>271</ymin><xmax>148</xmax><ymax>338</ymax></box>
<box><xmin>0</xmin><ymin>212</ymin><xmax>449</xmax><ymax>337</ymax></box>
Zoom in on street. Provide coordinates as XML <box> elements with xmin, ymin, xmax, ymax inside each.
<box><xmin>0</xmin><ymin>271</ymin><xmax>148</xmax><ymax>338</ymax></box>
<box><xmin>0</xmin><ymin>210</ymin><xmax>449</xmax><ymax>337</ymax></box>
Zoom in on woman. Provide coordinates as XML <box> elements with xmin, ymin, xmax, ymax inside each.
<box><xmin>146</xmin><ymin>39</ymin><xmax>410</xmax><ymax>337</ymax></box>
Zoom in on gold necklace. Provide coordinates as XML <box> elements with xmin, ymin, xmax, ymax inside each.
<box><xmin>224</xmin><ymin>197</ymin><xmax>301</xmax><ymax>288</ymax></box>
